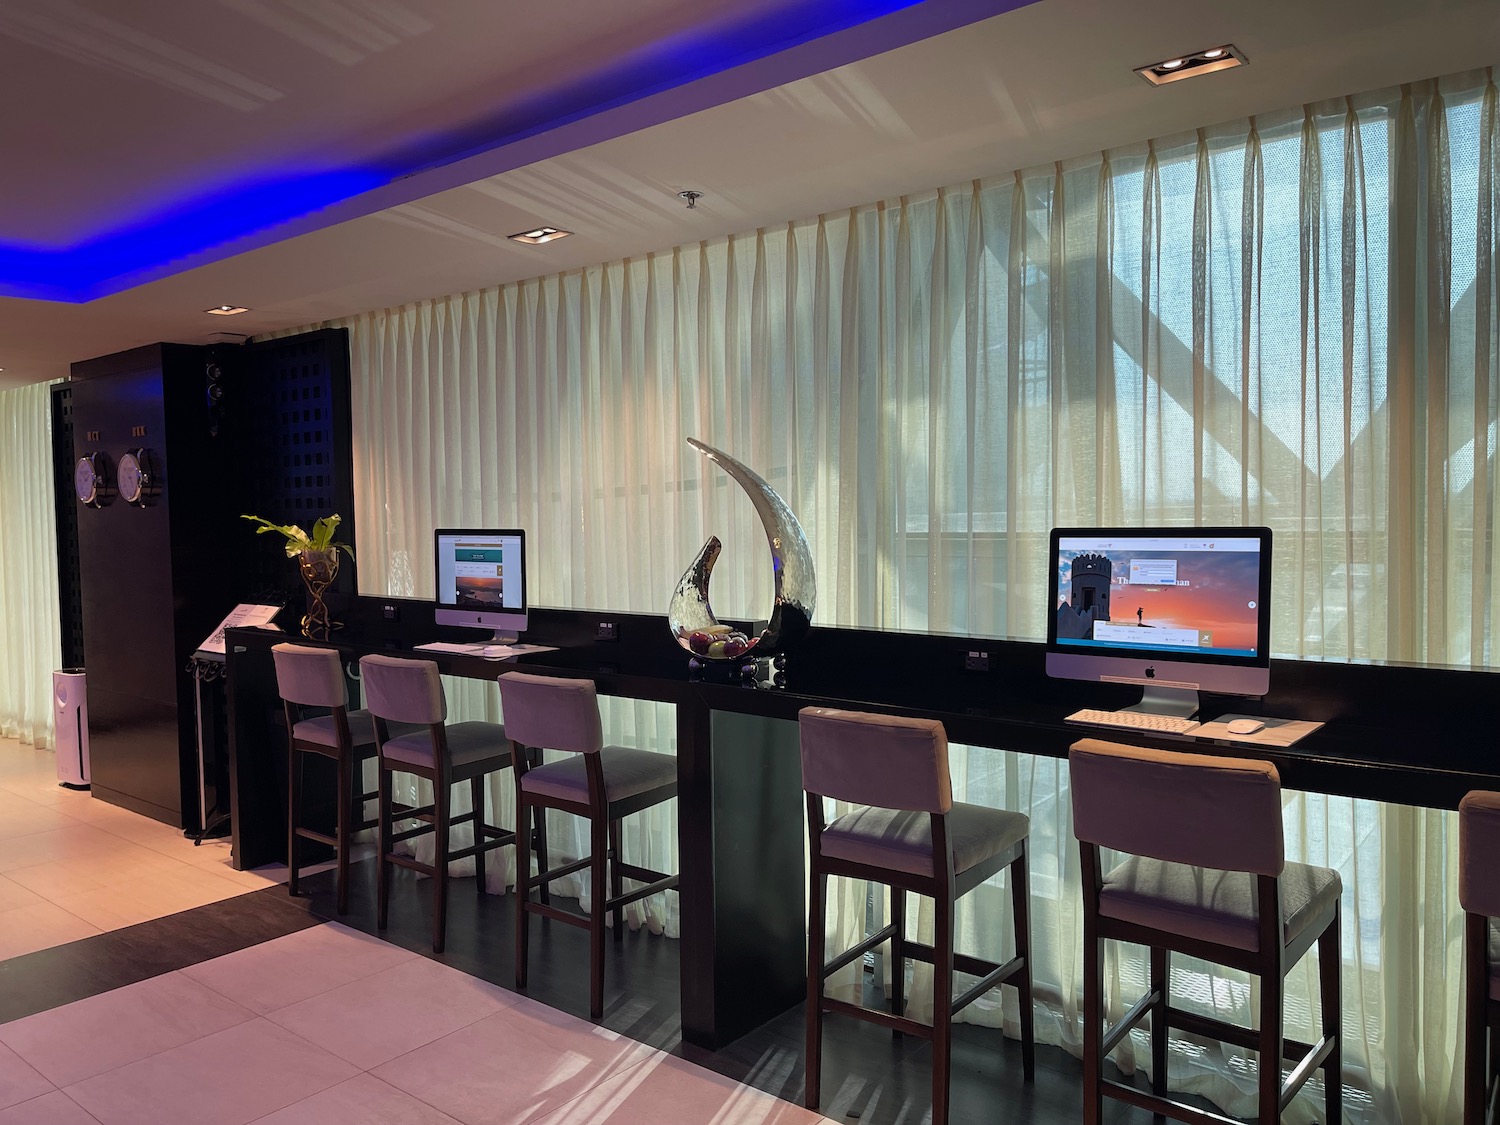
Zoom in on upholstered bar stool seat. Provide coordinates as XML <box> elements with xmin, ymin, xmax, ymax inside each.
<box><xmin>800</xmin><ymin>707</ymin><xmax>1035</xmax><ymax>1125</ymax></box>
<box><xmin>273</xmin><ymin>643</ymin><xmax>383</xmax><ymax>915</ymax></box>
<box><xmin>1460</xmin><ymin>790</ymin><xmax>1500</xmax><ymax>1124</ymax></box>
<box><xmin>519</xmin><ymin>746</ymin><xmax>676</xmax><ymax>804</ymax></box>
<box><xmin>1070</xmin><ymin>737</ymin><xmax>1342</xmax><ymax>1125</ymax></box>
<box><xmin>499</xmin><ymin>670</ymin><xmax>679</xmax><ymax>1020</ymax></box>
<box><xmin>820</xmin><ymin>803</ymin><xmax>1030</xmax><ymax>878</ymax></box>
<box><xmin>1098</xmin><ymin>856</ymin><xmax>1342</xmax><ymax>951</ymax></box>
<box><xmin>359</xmin><ymin>654</ymin><xmax>523</xmax><ymax>953</ymax></box>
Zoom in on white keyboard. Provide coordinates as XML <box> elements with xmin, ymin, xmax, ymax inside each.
<box><xmin>1066</xmin><ymin>708</ymin><xmax>1201</xmax><ymax>735</ymax></box>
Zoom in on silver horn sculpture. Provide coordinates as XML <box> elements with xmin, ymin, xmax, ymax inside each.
<box><xmin>667</xmin><ymin>438</ymin><xmax>815</xmax><ymax>663</ymax></box>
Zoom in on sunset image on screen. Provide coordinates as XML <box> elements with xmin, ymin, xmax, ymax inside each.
<box><xmin>1057</xmin><ymin>548</ymin><xmax>1260</xmax><ymax>653</ymax></box>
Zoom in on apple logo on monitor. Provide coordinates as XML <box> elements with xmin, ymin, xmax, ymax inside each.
<box><xmin>1144</xmin><ymin>666</ymin><xmax>1156</xmax><ymax>679</ymax></box>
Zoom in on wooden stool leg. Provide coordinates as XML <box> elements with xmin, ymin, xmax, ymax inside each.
<box><xmin>889</xmin><ymin>884</ymin><xmax>906</xmax><ymax>1034</ymax></box>
<box><xmin>1082</xmin><ymin>911</ymin><xmax>1103</xmax><ymax>1125</ymax></box>
<box><xmin>931</xmin><ymin>890</ymin><xmax>955</xmax><ymax>1125</ymax></box>
<box><xmin>530</xmin><ymin>749</ymin><xmax>551</xmax><ymax>906</ymax></box>
<box><xmin>609</xmin><ymin>818</ymin><xmax>624</xmax><ymax>942</ymax></box>
<box><xmin>287</xmin><ymin>745</ymin><xmax>302</xmax><ymax>898</ymax></box>
<box><xmin>471</xmin><ymin>775</ymin><xmax>487</xmax><ymax>896</ymax></box>
<box><xmin>376</xmin><ymin>763</ymin><xmax>392</xmax><ymax>930</ymax></box>
<box><xmin>1150</xmin><ymin>946</ymin><xmax>1169</xmax><ymax>1098</ymax></box>
<box><xmin>335</xmin><ymin>748</ymin><xmax>352</xmax><ymax>915</ymax></box>
<box><xmin>588</xmin><ymin>812</ymin><xmax>608</xmax><ymax>1018</ymax></box>
<box><xmin>516</xmin><ymin>792</ymin><xmax>532</xmax><ymax>991</ymax></box>
<box><xmin>804</xmin><ymin>868</ymin><xmax>828</xmax><ymax>1110</ymax></box>
<box><xmin>432</xmin><ymin>779</ymin><xmax>451</xmax><ymax>953</ymax></box>
<box><xmin>1011</xmin><ymin>847</ymin><xmax>1035</xmax><ymax>1081</ymax></box>
<box><xmin>1258</xmin><ymin>968</ymin><xmax>1283</xmax><ymax>1125</ymax></box>
<box><xmin>1321</xmin><ymin>904</ymin><xmax>1342</xmax><ymax>1125</ymax></box>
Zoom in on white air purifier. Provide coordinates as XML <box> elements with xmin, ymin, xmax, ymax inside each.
<box><xmin>53</xmin><ymin>668</ymin><xmax>90</xmax><ymax>789</ymax></box>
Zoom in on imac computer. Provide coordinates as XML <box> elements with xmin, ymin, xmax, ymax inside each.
<box><xmin>1046</xmin><ymin>527</ymin><xmax>1272</xmax><ymax>725</ymax></box>
<box><xmin>433</xmin><ymin>528</ymin><xmax>528</xmax><ymax>643</ymax></box>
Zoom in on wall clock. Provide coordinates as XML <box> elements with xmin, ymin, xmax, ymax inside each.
<box><xmin>74</xmin><ymin>452</ymin><xmax>112</xmax><ymax>508</ymax></box>
<box><xmin>117</xmin><ymin>448</ymin><xmax>158</xmax><ymax>506</ymax></box>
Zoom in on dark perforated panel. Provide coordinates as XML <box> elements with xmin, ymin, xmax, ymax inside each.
<box><xmin>233</xmin><ymin>329</ymin><xmax>355</xmax><ymax>602</ymax></box>
<box><xmin>50</xmin><ymin>383</ymin><xmax>84</xmax><ymax>668</ymax></box>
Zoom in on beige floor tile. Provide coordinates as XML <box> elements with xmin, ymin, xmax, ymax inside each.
<box><xmin>0</xmin><ymin>825</ymin><xmax>132</xmax><ymax>874</ymax></box>
<box><xmin>0</xmin><ymin>902</ymin><xmax>101</xmax><ymax>960</ymax></box>
<box><xmin>530</xmin><ymin>1051</ymin><xmax>829</xmax><ymax>1125</ymax></box>
<box><xmin>373</xmin><ymin>1001</ymin><xmax>657</xmax><ymax>1125</ymax></box>
<box><xmin>182</xmin><ymin>922</ymin><xmax>416</xmax><ymax>1015</ymax></box>
<box><xmin>64</xmin><ymin>1020</ymin><xmax>358</xmax><ymax>1125</ymax></box>
<box><xmin>267</xmin><ymin>955</ymin><xmax>518</xmax><ymax>1070</ymax></box>
<box><xmin>0</xmin><ymin>972</ymin><xmax>256</xmax><ymax>1087</ymax></box>
<box><xmin>0</xmin><ymin>1090</ymin><xmax>101</xmax><ymax>1125</ymax></box>
<box><xmin>0</xmin><ymin>804</ymin><xmax>75</xmax><ymax>842</ymax></box>
<box><xmin>247</xmin><ymin>1074</ymin><xmax>465</xmax><ymax>1125</ymax></box>
<box><xmin>0</xmin><ymin>874</ymin><xmax>46</xmax><ymax>913</ymax></box>
<box><xmin>0</xmin><ymin>1042</ymin><xmax>53</xmax><ymax>1112</ymax></box>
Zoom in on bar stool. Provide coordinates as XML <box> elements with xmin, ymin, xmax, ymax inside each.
<box><xmin>799</xmin><ymin>707</ymin><xmax>1035</xmax><ymax>1125</ymax></box>
<box><xmin>358</xmin><ymin>653</ymin><xmax>518</xmax><ymax>953</ymax></box>
<box><xmin>497</xmin><ymin>670</ymin><xmax>679</xmax><ymax>1020</ymax></box>
<box><xmin>272</xmin><ymin>642</ymin><xmax>381</xmax><ymax>914</ymax></box>
<box><xmin>1461</xmin><ymin>790</ymin><xmax>1500</xmax><ymax>1125</ymax></box>
<box><xmin>1069</xmin><ymin>737</ymin><xmax>1342</xmax><ymax>1125</ymax></box>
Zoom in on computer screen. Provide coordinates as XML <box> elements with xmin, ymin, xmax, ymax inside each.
<box><xmin>1045</xmin><ymin>527</ymin><xmax>1272</xmax><ymax>717</ymax></box>
<box><xmin>433</xmin><ymin>529</ymin><xmax>528</xmax><ymax>643</ymax></box>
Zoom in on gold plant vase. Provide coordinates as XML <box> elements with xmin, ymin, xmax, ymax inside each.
<box><xmin>298</xmin><ymin>548</ymin><xmax>340</xmax><ymax>640</ymax></box>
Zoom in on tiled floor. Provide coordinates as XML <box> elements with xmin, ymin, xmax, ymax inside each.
<box><xmin>0</xmin><ymin>739</ymin><xmax>296</xmax><ymax>961</ymax></box>
<box><xmin>0</xmin><ymin>740</ymin><xmax>838</xmax><ymax>1123</ymax></box>
<box><xmin>0</xmin><ymin>920</ymin><xmax>829</xmax><ymax>1124</ymax></box>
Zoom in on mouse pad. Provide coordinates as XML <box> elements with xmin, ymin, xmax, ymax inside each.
<box><xmin>1198</xmin><ymin>714</ymin><xmax>1324</xmax><ymax>747</ymax></box>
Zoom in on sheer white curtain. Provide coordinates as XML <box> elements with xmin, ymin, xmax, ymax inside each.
<box><xmin>276</xmin><ymin>66</ymin><xmax>1498</xmax><ymax>1124</ymax></box>
<box><xmin>1</xmin><ymin>380</ymin><xmax>62</xmax><ymax>749</ymax></box>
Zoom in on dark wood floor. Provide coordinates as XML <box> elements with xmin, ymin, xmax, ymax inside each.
<box><xmin>0</xmin><ymin>858</ymin><xmax>1193</xmax><ymax>1124</ymax></box>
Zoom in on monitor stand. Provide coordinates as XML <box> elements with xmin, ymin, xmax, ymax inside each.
<box><xmin>1121</xmin><ymin>685</ymin><xmax>1200</xmax><ymax>719</ymax></box>
<box><xmin>486</xmin><ymin>629</ymin><xmax>520</xmax><ymax>645</ymax></box>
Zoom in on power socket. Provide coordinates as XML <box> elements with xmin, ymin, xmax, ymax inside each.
<box><xmin>382</xmin><ymin>603</ymin><xmax>400</xmax><ymax>621</ymax></box>
<box><xmin>964</xmin><ymin>650</ymin><xmax>989</xmax><ymax>672</ymax></box>
<box><xmin>595</xmin><ymin>621</ymin><xmax>619</xmax><ymax>641</ymax></box>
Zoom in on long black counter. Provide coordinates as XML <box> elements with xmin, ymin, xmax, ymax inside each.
<box><xmin>225</xmin><ymin>600</ymin><xmax>1500</xmax><ymax>1048</ymax></box>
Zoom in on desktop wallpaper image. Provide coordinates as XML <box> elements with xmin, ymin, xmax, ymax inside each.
<box><xmin>1057</xmin><ymin>549</ymin><xmax>1262</xmax><ymax>652</ymax></box>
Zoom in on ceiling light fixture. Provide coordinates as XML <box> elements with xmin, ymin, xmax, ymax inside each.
<box><xmin>1135</xmin><ymin>44</ymin><xmax>1246</xmax><ymax>86</ymax></box>
<box><xmin>508</xmin><ymin>226</ymin><xmax>572</xmax><ymax>245</ymax></box>
<box><xmin>206</xmin><ymin>304</ymin><xmax>249</xmax><ymax>315</ymax></box>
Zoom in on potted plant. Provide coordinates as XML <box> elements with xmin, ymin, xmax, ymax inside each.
<box><xmin>241</xmin><ymin>514</ymin><xmax>352</xmax><ymax>640</ymax></box>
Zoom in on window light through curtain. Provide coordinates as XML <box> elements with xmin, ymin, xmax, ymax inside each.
<box><xmin>264</xmin><ymin>68</ymin><xmax>1496</xmax><ymax>1125</ymax></box>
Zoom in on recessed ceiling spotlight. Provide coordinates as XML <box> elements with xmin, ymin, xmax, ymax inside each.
<box><xmin>508</xmin><ymin>226</ymin><xmax>572</xmax><ymax>245</ymax></box>
<box><xmin>206</xmin><ymin>304</ymin><xmax>249</xmax><ymax>315</ymax></box>
<box><xmin>1135</xmin><ymin>44</ymin><xmax>1245</xmax><ymax>86</ymax></box>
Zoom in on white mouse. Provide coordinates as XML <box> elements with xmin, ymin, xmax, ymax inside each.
<box><xmin>1227</xmin><ymin>718</ymin><xmax>1265</xmax><ymax>736</ymax></box>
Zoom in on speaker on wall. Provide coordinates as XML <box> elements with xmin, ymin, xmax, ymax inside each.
<box><xmin>205</xmin><ymin>361</ymin><xmax>226</xmax><ymax>438</ymax></box>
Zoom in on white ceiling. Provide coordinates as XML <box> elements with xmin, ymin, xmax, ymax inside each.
<box><xmin>0</xmin><ymin>0</ymin><xmax>1494</xmax><ymax>389</ymax></box>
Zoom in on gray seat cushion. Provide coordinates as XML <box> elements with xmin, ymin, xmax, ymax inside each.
<box><xmin>520</xmin><ymin>746</ymin><xmax>675</xmax><ymax>804</ymax></box>
<box><xmin>382</xmin><ymin>720</ymin><xmax>509</xmax><ymax>770</ymax></box>
<box><xmin>820</xmin><ymin>802</ymin><xmax>1029</xmax><ymax>878</ymax></box>
<box><xmin>1099</xmin><ymin>856</ymin><xmax>1341</xmax><ymax>952</ymax></box>
<box><xmin>292</xmin><ymin>708</ymin><xmax>382</xmax><ymax>749</ymax></box>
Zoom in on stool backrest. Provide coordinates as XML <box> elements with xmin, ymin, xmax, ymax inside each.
<box><xmin>798</xmin><ymin>707</ymin><xmax>951</xmax><ymax>814</ymax></box>
<box><xmin>358</xmin><ymin>654</ymin><xmax>446</xmax><ymax>726</ymax></box>
<box><xmin>1460</xmin><ymin>791</ymin><xmax>1500</xmax><ymax>917</ymax></box>
<box><xmin>272</xmin><ymin>643</ymin><xmax>347</xmax><ymax>709</ymax></box>
<box><xmin>498</xmin><ymin>672</ymin><xmax>603</xmax><ymax>754</ymax></box>
<box><xmin>1069</xmin><ymin>737</ymin><xmax>1284</xmax><ymax>877</ymax></box>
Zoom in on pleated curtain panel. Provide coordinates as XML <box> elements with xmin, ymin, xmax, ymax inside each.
<box><xmin>5</xmin><ymin>66</ymin><xmax>1496</xmax><ymax>1124</ymax></box>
